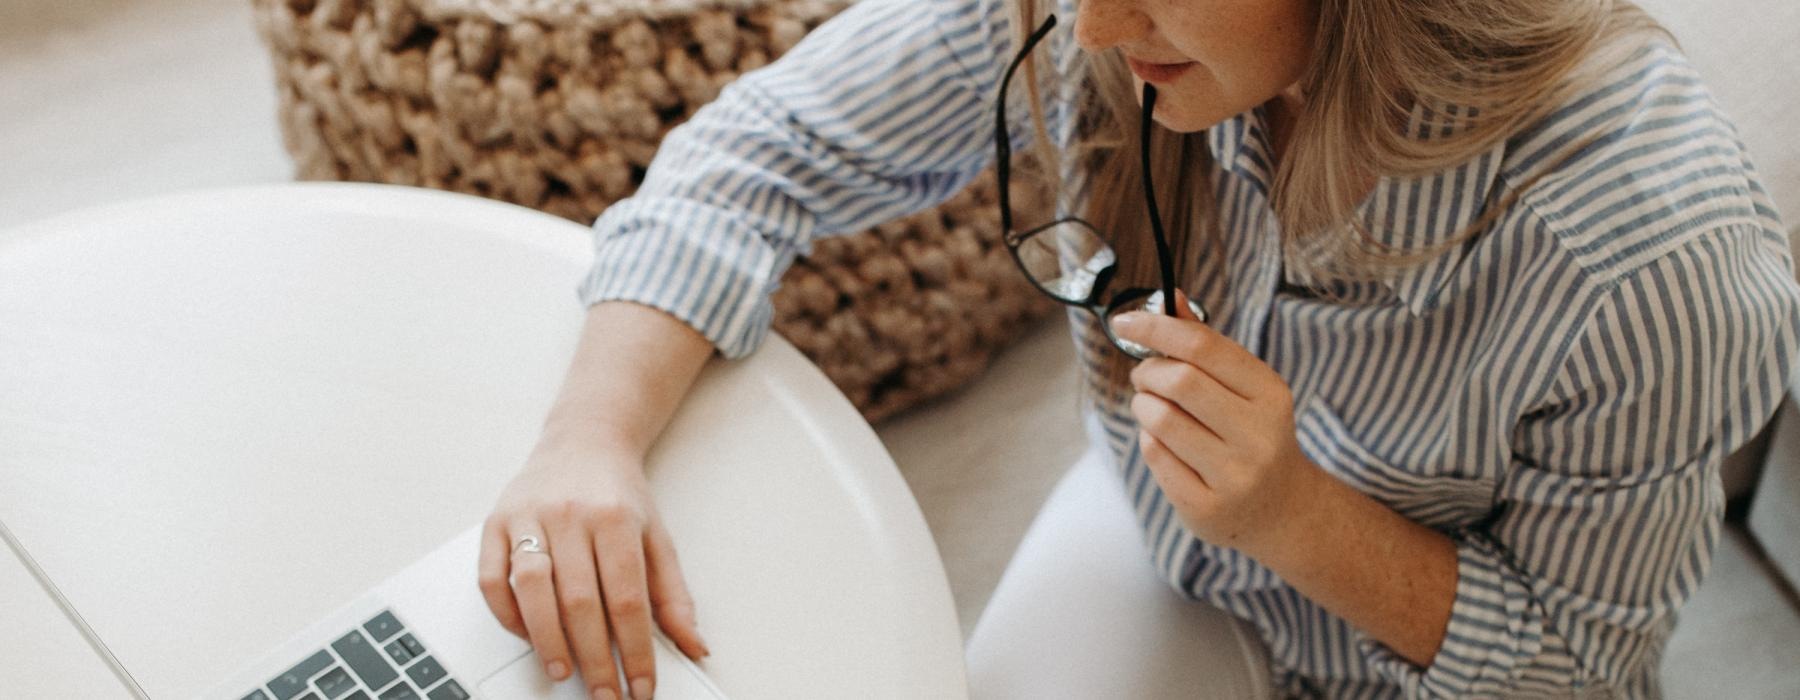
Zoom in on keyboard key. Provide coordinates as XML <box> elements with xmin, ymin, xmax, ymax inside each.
<box><xmin>363</xmin><ymin>611</ymin><xmax>405</xmax><ymax>643</ymax></box>
<box><xmin>342</xmin><ymin>693</ymin><xmax>370</xmax><ymax>700</ymax></box>
<box><xmin>242</xmin><ymin>691</ymin><xmax>273</xmax><ymax>700</ymax></box>
<box><xmin>313</xmin><ymin>667</ymin><xmax>357</xmax><ymax>699</ymax></box>
<box><xmin>404</xmin><ymin>656</ymin><xmax>446</xmax><ymax>689</ymax></box>
<box><xmin>426</xmin><ymin>680</ymin><xmax>470</xmax><ymax>700</ymax></box>
<box><xmin>331</xmin><ymin>630</ymin><xmax>399</xmax><ymax>690</ymax></box>
<box><xmin>377</xmin><ymin>682</ymin><xmax>421</xmax><ymax>700</ymax></box>
<box><xmin>384</xmin><ymin>639</ymin><xmax>415</xmax><ymax>666</ymax></box>
<box><xmin>398</xmin><ymin>634</ymin><xmax>426</xmax><ymax>658</ymax></box>
<box><xmin>267</xmin><ymin>650</ymin><xmax>334</xmax><ymax>700</ymax></box>
<box><xmin>296</xmin><ymin>694</ymin><xmax>321</xmax><ymax>700</ymax></box>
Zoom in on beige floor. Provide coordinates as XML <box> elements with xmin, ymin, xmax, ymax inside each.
<box><xmin>3</xmin><ymin>1</ymin><xmax>1796</xmax><ymax>696</ymax></box>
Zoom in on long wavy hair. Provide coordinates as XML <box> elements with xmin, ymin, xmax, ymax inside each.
<box><xmin>1003</xmin><ymin>0</ymin><xmax>1668</xmax><ymax>403</ymax></box>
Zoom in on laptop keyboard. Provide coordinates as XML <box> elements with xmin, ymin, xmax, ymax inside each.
<box><xmin>240</xmin><ymin>609</ymin><xmax>471</xmax><ymax>700</ymax></box>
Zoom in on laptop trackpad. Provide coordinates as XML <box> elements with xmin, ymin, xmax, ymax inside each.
<box><xmin>477</xmin><ymin>635</ymin><xmax>729</xmax><ymax>699</ymax></box>
<box><xmin>477</xmin><ymin>653</ymin><xmax>589</xmax><ymax>699</ymax></box>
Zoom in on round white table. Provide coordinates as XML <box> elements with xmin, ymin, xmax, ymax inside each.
<box><xmin>0</xmin><ymin>184</ymin><xmax>968</xmax><ymax>699</ymax></box>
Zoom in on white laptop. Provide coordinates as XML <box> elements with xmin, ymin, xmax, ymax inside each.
<box><xmin>206</xmin><ymin>525</ymin><xmax>729</xmax><ymax>700</ymax></box>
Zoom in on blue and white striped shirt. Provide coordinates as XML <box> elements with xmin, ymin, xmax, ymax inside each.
<box><xmin>575</xmin><ymin>0</ymin><xmax>1800</xmax><ymax>696</ymax></box>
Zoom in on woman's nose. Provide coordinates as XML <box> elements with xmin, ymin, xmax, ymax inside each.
<box><xmin>1073</xmin><ymin>0</ymin><xmax>1153</xmax><ymax>53</ymax></box>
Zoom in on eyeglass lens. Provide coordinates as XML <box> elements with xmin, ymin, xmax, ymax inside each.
<box><xmin>1014</xmin><ymin>221</ymin><xmax>1116</xmax><ymax>304</ymax></box>
<box><xmin>1103</xmin><ymin>289</ymin><xmax>1207</xmax><ymax>359</ymax></box>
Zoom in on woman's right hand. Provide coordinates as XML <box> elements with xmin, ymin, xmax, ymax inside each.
<box><xmin>478</xmin><ymin>433</ymin><xmax>710</xmax><ymax>700</ymax></box>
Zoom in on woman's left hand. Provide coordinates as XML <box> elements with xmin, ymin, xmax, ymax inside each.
<box><xmin>1111</xmin><ymin>296</ymin><xmax>1321</xmax><ymax>557</ymax></box>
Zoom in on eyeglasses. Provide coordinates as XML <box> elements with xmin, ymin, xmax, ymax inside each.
<box><xmin>995</xmin><ymin>14</ymin><xmax>1206</xmax><ymax>360</ymax></box>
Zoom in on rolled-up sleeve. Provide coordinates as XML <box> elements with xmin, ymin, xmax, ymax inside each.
<box><xmin>577</xmin><ymin>0</ymin><xmax>1029</xmax><ymax>358</ymax></box>
<box><xmin>1361</xmin><ymin>224</ymin><xmax>1800</xmax><ymax>696</ymax></box>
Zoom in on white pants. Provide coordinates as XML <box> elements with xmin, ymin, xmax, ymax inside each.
<box><xmin>965</xmin><ymin>444</ymin><xmax>1273</xmax><ymax>699</ymax></box>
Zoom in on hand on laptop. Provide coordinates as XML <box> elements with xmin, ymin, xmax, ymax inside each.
<box><xmin>479</xmin><ymin>437</ymin><xmax>711</xmax><ymax>700</ymax></box>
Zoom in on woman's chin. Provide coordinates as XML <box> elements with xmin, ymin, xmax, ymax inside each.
<box><xmin>1131</xmin><ymin>81</ymin><xmax>1223</xmax><ymax>133</ymax></box>
<box><xmin>1156</xmin><ymin>115</ymin><xmax>1212</xmax><ymax>134</ymax></box>
<box><xmin>1147</xmin><ymin>103</ymin><xmax>1220</xmax><ymax>134</ymax></box>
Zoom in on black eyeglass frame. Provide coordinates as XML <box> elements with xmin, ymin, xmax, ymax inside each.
<box><xmin>994</xmin><ymin>14</ymin><xmax>1205</xmax><ymax>359</ymax></box>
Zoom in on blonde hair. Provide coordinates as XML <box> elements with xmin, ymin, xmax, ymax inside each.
<box><xmin>1004</xmin><ymin>0</ymin><xmax>1668</xmax><ymax>401</ymax></box>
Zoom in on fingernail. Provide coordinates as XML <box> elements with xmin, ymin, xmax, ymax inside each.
<box><xmin>592</xmin><ymin>688</ymin><xmax>617</xmax><ymax>700</ymax></box>
<box><xmin>630</xmin><ymin>677</ymin><xmax>654</xmax><ymax>700</ymax></box>
<box><xmin>1113</xmin><ymin>312</ymin><xmax>1140</xmax><ymax>329</ymax></box>
<box><xmin>547</xmin><ymin>660</ymin><xmax>567</xmax><ymax>679</ymax></box>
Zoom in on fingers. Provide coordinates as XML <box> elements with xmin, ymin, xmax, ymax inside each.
<box><xmin>478</xmin><ymin>518</ymin><xmax>527</xmax><ymax>638</ymax></box>
<box><xmin>1113</xmin><ymin>312</ymin><xmax>1268</xmax><ymax>401</ymax></box>
<box><xmin>595</xmin><ymin>510</ymin><xmax>657</xmax><ymax>700</ymax></box>
<box><xmin>1130</xmin><ymin>389</ymin><xmax>1224</xmax><ymax>454</ymax></box>
<box><xmin>1131</xmin><ymin>390</ymin><xmax>1225</xmax><ymax>485</ymax></box>
<box><xmin>1131</xmin><ymin>358</ymin><xmax>1251</xmax><ymax>436</ymax></box>
<box><xmin>547</xmin><ymin>519</ymin><xmax>622</xmax><ymax>700</ymax></box>
<box><xmin>1140</xmin><ymin>428</ymin><xmax>1210</xmax><ymax>501</ymax></box>
<box><xmin>507</xmin><ymin>522</ymin><xmax>577</xmax><ymax>684</ymax></box>
<box><xmin>644</xmin><ymin>519</ymin><xmax>710</xmax><ymax>661</ymax></box>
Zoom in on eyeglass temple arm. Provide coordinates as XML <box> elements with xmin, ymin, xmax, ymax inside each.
<box><xmin>1140</xmin><ymin>83</ymin><xmax>1179</xmax><ymax>318</ymax></box>
<box><xmin>995</xmin><ymin>14</ymin><xmax>1058</xmax><ymax>238</ymax></box>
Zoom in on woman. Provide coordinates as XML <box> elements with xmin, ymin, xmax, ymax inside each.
<box><xmin>477</xmin><ymin>0</ymin><xmax>1800</xmax><ymax>697</ymax></box>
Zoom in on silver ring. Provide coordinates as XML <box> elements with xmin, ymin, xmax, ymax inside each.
<box><xmin>512</xmin><ymin>535</ymin><xmax>546</xmax><ymax>556</ymax></box>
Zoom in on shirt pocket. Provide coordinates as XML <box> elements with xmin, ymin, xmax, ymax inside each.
<box><xmin>1293</xmin><ymin>396</ymin><xmax>1498</xmax><ymax>531</ymax></box>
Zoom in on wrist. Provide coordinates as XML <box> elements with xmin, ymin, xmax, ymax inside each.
<box><xmin>1240</xmin><ymin>456</ymin><xmax>1335</xmax><ymax>570</ymax></box>
<box><xmin>539</xmin><ymin>418</ymin><xmax>648</xmax><ymax>462</ymax></box>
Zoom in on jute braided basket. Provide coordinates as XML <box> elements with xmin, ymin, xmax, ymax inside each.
<box><xmin>250</xmin><ymin>0</ymin><xmax>1057</xmax><ymax>422</ymax></box>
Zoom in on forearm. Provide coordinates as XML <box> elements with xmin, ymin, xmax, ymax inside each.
<box><xmin>539</xmin><ymin>301</ymin><xmax>716</xmax><ymax>457</ymax></box>
<box><xmin>1249</xmin><ymin>462</ymin><xmax>1459</xmax><ymax>667</ymax></box>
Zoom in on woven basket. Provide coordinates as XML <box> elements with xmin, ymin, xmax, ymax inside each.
<box><xmin>250</xmin><ymin>0</ymin><xmax>1056</xmax><ymax>422</ymax></box>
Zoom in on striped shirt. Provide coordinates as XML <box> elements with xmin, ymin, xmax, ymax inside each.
<box><xmin>575</xmin><ymin>0</ymin><xmax>1800</xmax><ymax>696</ymax></box>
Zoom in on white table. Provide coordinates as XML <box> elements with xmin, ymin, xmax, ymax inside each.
<box><xmin>0</xmin><ymin>184</ymin><xmax>968</xmax><ymax>699</ymax></box>
<box><xmin>0</xmin><ymin>537</ymin><xmax>130</xmax><ymax>696</ymax></box>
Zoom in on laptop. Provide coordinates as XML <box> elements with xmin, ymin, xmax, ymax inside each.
<box><xmin>206</xmin><ymin>525</ymin><xmax>730</xmax><ymax>700</ymax></box>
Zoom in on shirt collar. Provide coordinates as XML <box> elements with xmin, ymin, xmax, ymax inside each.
<box><xmin>1206</xmin><ymin>102</ymin><xmax>1509</xmax><ymax>317</ymax></box>
<box><xmin>1206</xmin><ymin>107</ymin><xmax>1270</xmax><ymax>190</ymax></box>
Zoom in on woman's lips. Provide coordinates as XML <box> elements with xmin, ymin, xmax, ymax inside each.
<box><xmin>1126</xmin><ymin>57</ymin><xmax>1196</xmax><ymax>84</ymax></box>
